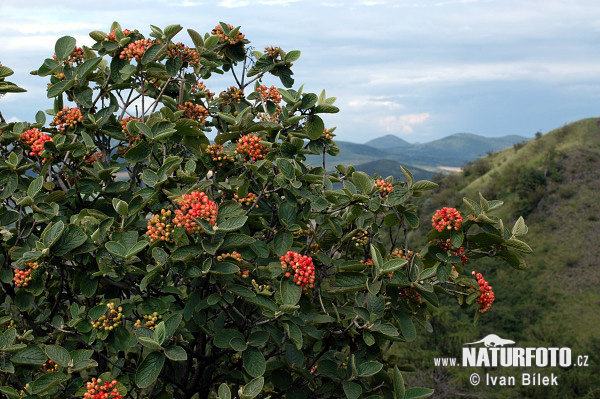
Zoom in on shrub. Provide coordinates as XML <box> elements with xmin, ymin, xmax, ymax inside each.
<box><xmin>0</xmin><ymin>22</ymin><xmax>531</xmax><ymax>399</ymax></box>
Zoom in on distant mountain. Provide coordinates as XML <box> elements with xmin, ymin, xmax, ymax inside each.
<box><xmin>306</xmin><ymin>133</ymin><xmax>528</xmax><ymax>171</ymax></box>
<box><xmin>399</xmin><ymin>133</ymin><xmax>528</xmax><ymax>164</ymax></box>
<box><xmin>365</xmin><ymin>134</ymin><xmax>412</xmax><ymax>149</ymax></box>
<box><xmin>353</xmin><ymin>159</ymin><xmax>433</xmax><ymax>182</ymax></box>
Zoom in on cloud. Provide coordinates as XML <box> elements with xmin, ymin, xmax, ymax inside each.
<box><xmin>218</xmin><ymin>0</ymin><xmax>298</xmax><ymax>6</ymax></box>
<box><xmin>1</xmin><ymin>34</ymin><xmax>92</xmax><ymax>52</ymax></box>
<box><xmin>3</xmin><ymin>22</ymin><xmax>102</xmax><ymax>35</ymax></box>
<box><xmin>346</xmin><ymin>96</ymin><xmax>405</xmax><ymax>110</ymax></box>
<box><xmin>377</xmin><ymin>112</ymin><xmax>430</xmax><ymax>134</ymax></box>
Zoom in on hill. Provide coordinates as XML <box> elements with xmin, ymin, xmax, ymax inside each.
<box><xmin>306</xmin><ymin>133</ymin><xmax>528</xmax><ymax>171</ymax></box>
<box><xmin>353</xmin><ymin>159</ymin><xmax>434</xmax><ymax>182</ymax></box>
<box><xmin>394</xmin><ymin>118</ymin><xmax>600</xmax><ymax>398</ymax></box>
<box><xmin>365</xmin><ymin>134</ymin><xmax>412</xmax><ymax>149</ymax></box>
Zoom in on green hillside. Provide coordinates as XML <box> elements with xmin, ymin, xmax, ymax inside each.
<box><xmin>394</xmin><ymin>118</ymin><xmax>600</xmax><ymax>398</ymax></box>
<box><xmin>365</xmin><ymin>134</ymin><xmax>412</xmax><ymax>149</ymax></box>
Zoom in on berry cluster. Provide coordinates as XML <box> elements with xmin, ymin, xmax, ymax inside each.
<box><xmin>85</xmin><ymin>151</ymin><xmax>103</xmax><ymax>166</ymax></box>
<box><xmin>173</xmin><ymin>191</ymin><xmax>218</xmax><ymax>234</ymax></box>
<box><xmin>234</xmin><ymin>192</ymin><xmax>257</xmax><ymax>206</ymax></box>
<box><xmin>54</xmin><ymin>47</ymin><xmax>85</xmax><ymax>65</ymax></box>
<box><xmin>219</xmin><ymin>86</ymin><xmax>244</xmax><ymax>105</ymax></box>
<box><xmin>237</xmin><ymin>270</ymin><xmax>250</xmax><ymax>278</ymax></box>
<box><xmin>166</xmin><ymin>42</ymin><xmax>200</xmax><ymax>65</ymax></box>
<box><xmin>105</xmin><ymin>29</ymin><xmax>131</xmax><ymax>42</ymax></box>
<box><xmin>42</xmin><ymin>359</ymin><xmax>58</xmax><ymax>373</ymax></box>
<box><xmin>51</xmin><ymin>106</ymin><xmax>83</xmax><ymax>132</ymax></box>
<box><xmin>255</xmin><ymin>85</ymin><xmax>282</xmax><ymax>103</ymax></box>
<box><xmin>178</xmin><ymin>101</ymin><xmax>209</xmax><ymax>124</ymax></box>
<box><xmin>134</xmin><ymin>312</ymin><xmax>162</xmax><ymax>330</ymax></box>
<box><xmin>211</xmin><ymin>24</ymin><xmax>245</xmax><ymax>45</ymax></box>
<box><xmin>437</xmin><ymin>239</ymin><xmax>469</xmax><ymax>265</ymax></box>
<box><xmin>120</xmin><ymin>39</ymin><xmax>154</xmax><ymax>62</ymax></box>
<box><xmin>391</xmin><ymin>248</ymin><xmax>415</xmax><ymax>260</ymax></box>
<box><xmin>400</xmin><ymin>287</ymin><xmax>422</xmax><ymax>305</ymax></box>
<box><xmin>146</xmin><ymin>209</ymin><xmax>174</xmax><ymax>243</ymax></box>
<box><xmin>351</xmin><ymin>231</ymin><xmax>369</xmax><ymax>247</ymax></box>
<box><xmin>234</xmin><ymin>134</ymin><xmax>268</xmax><ymax>162</ymax></box>
<box><xmin>217</xmin><ymin>251</ymin><xmax>243</xmax><ymax>262</ymax></box>
<box><xmin>54</xmin><ymin>72</ymin><xmax>65</xmax><ymax>80</ymax></box>
<box><xmin>431</xmin><ymin>207</ymin><xmax>463</xmax><ymax>232</ymax></box>
<box><xmin>119</xmin><ymin>116</ymin><xmax>140</xmax><ymax>142</ymax></box>
<box><xmin>13</xmin><ymin>262</ymin><xmax>39</xmax><ymax>288</ymax></box>
<box><xmin>21</xmin><ymin>128</ymin><xmax>52</xmax><ymax>158</ymax></box>
<box><xmin>472</xmin><ymin>271</ymin><xmax>495</xmax><ymax>313</ymax></box>
<box><xmin>363</xmin><ymin>259</ymin><xmax>374</xmax><ymax>266</ymax></box>
<box><xmin>204</xmin><ymin>143</ymin><xmax>233</xmax><ymax>167</ymax></box>
<box><xmin>375</xmin><ymin>179</ymin><xmax>393</xmax><ymax>197</ymax></box>
<box><xmin>280</xmin><ymin>251</ymin><xmax>316</xmax><ymax>290</ymax></box>
<box><xmin>84</xmin><ymin>378</ymin><xmax>123</xmax><ymax>399</ymax></box>
<box><xmin>190</xmin><ymin>80</ymin><xmax>215</xmax><ymax>99</ymax></box>
<box><xmin>264</xmin><ymin>46</ymin><xmax>281</xmax><ymax>59</ymax></box>
<box><xmin>322</xmin><ymin>128</ymin><xmax>334</xmax><ymax>140</ymax></box>
<box><xmin>91</xmin><ymin>303</ymin><xmax>123</xmax><ymax>331</ymax></box>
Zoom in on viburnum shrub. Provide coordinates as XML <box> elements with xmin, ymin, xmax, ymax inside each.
<box><xmin>0</xmin><ymin>22</ymin><xmax>532</xmax><ymax>399</ymax></box>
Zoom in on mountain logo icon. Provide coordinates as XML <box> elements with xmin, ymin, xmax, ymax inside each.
<box><xmin>464</xmin><ymin>334</ymin><xmax>516</xmax><ymax>348</ymax></box>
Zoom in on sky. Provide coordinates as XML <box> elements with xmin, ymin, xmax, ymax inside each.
<box><xmin>1</xmin><ymin>0</ymin><xmax>600</xmax><ymax>143</ymax></box>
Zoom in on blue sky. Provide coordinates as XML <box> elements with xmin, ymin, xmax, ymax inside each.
<box><xmin>1</xmin><ymin>0</ymin><xmax>600</xmax><ymax>143</ymax></box>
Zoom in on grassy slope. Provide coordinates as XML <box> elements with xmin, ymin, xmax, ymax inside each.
<box><xmin>395</xmin><ymin>118</ymin><xmax>600</xmax><ymax>398</ymax></box>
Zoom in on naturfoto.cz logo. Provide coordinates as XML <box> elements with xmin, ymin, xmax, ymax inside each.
<box><xmin>433</xmin><ymin>334</ymin><xmax>590</xmax><ymax>387</ymax></box>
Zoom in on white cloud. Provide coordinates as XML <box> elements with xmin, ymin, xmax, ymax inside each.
<box><xmin>377</xmin><ymin>112</ymin><xmax>430</xmax><ymax>134</ymax></box>
<box><xmin>4</xmin><ymin>22</ymin><xmax>102</xmax><ymax>35</ymax></box>
<box><xmin>1</xmin><ymin>34</ymin><xmax>93</xmax><ymax>52</ymax></box>
<box><xmin>219</xmin><ymin>0</ymin><xmax>298</xmax><ymax>6</ymax></box>
<box><xmin>346</xmin><ymin>96</ymin><xmax>405</xmax><ymax>110</ymax></box>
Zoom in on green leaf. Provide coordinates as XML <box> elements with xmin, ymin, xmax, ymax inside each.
<box><xmin>0</xmin><ymin>386</ymin><xmax>19</xmax><ymax>399</ymax></box>
<box><xmin>280</xmin><ymin>278</ymin><xmax>301</xmax><ymax>306</ymax></box>
<box><xmin>450</xmin><ymin>229</ymin><xmax>463</xmax><ymax>248</ymax></box>
<box><xmin>404</xmin><ymin>387</ymin><xmax>435</xmax><ymax>399</ymax></box>
<box><xmin>357</xmin><ymin>361</ymin><xmax>383</xmax><ymax>377</ymax></box>
<box><xmin>412</xmin><ymin>180</ymin><xmax>438</xmax><ymax>191</ymax></box>
<box><xmin>352</xmin><ymin>171</ymin><xmax>374</xmax><ymax>194</ymax></box>
<box><xmin>136</xmin><ymin>351</ymin><xmax>165</xmax><ymax>388</ymax></box>
<box><xmin>154</xmin><ymin>321</ymin><xmax>166</xmax><ymax>345</ymax></box>
<box><xmin>27</xmin><ymin>176</ymin><xmax>44</xmax><ymax>198</ymax></box>
<box><xmin>54</xmin><ymin>36</ymin><xmax>76</xmax><ymax>60</ymax></box>
<box><xmin>216</xmin><ymin>216</ymin><xmax>248</xmax><ymax>232</ymax></box>
<box><xmin>388</xmin><ymin>188</ymin><xmax>412</xmax><ymax>206</ymax></box>
<box><xmin>512</xmin><ymin>216</ymin><xmax>528</xmax><ymax>237</ymax></box>
<box><xmin>105</xmin><ymin>241</ymin><xmax>126</xmax><ymax>258</ymax></box>
<box><xmin>88</xmin><ymin>304</ymin><xmax>107</xmax><ymax>320</ymax></box>
<box><xmin>218</xmin><ymin>383</ymin><xmax>232</xmax><ymax>399</ymax></box>
<box><xmin>504</xmin><ymin>238</ymin><xmax>533</xmax><ymax>253</ymax></box>
<box><xmin>77</xmin><ymin>57</ymin><xmax>102</xmax><ymax>80</ymax></box>
<box><xmin>11</xmin><ymin>346</ymin><xmax>46</xmax><ymax>365</ymax></box>
<box><xmin>395</xmin><ymin>311</ymin><xmax>416</xmax><ymax>341</ymax></box>
<box><xmin>241</xmin><ymin>377</ymin><xmax>264</xmax><ymax>399</ymax></box>
<box><xmin>382</xmin><ymin>259</ymin><xmax>407</xmax><ymax>273</ymax></box>
<box><xmin>210</xmin><ymin>262</ymin><xmax>240</xmax><ymax>275</ymax></box>
<box><xmin>400</xmin><ymin>166</ymin><xmax>414</xmax><ymax>187</ymax></box>
<box><xmin>44</xmin><ymin>345</ymin><xmax>70</xmax><ymax>367</ymax></box>
<box><xmin>30</xmin><ymin>372</ymin><xmax>66</xmax><ymax>394</ymax></box>
<box><xmin>142</xmin><ymin>170</ymin><xmax>159</xmax><ymax>187</ymax></box>
<box><xmin>53</xmin><ymin>225</ymin><xmax>87</xmax><ymax>256</ymax></box>
<box><xmin>243</xmin><ymin>347</ymin><xmax>266</xmax><ymax>377</ymax></box>
<box><xmin>393</xmin><ymin>366</ymin><xmax>405</xmax><ymax>399</ymax></box>
<box><xmin>43</xmin><ymin>221</ymin><xmax>65</xmax><ymax>247</ymax></box>
<box><xmin>273</xmin><ymin>231</ymin><xmax>292</xmax><ymax>256</ymax></box>
<box><xmin>370</xmin><ymin>244</ymin><xmax>383</xmax><ymax>271</ymax></box>
<box><xmin>47</xmin><ymin>79</ymin><xmax>74</xmax><ymax>98</ymax></box>
<box><xmin>343</xmin><ymin>381</ymin><xmax>362</xmax><ymax>399</ymax></box>
<box><xmin>306</xmin><ymin>115</ymin><xmax>324</xmax><ymax>140</ymax></box>
<box><xmin>164</xmin><ymin>345</ymin><xmax>187</xmax><ymax>361</ymax></box>
<box><xmin>285</xmin><ymin>50</ymin><xmax>301</xmax><ymax>62</ymax></box>
<box><xmin>463</xmin><ymin>197</ymin><xmax>482</xmax><ymax>215</ymax></box>
<box><xmin>35</xmin><ymin>110</ymin><xmax>46</xmax><ymax>125</ymax></box>
<box><xmin>142</xmin><ymin>43</ymin><xmax>165</xmax><ymax>65</ymax></box>
<box><xmin>277</xmin><ymin>158</ymin><xmax>295</xmax><ymax>180</ymax></box>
